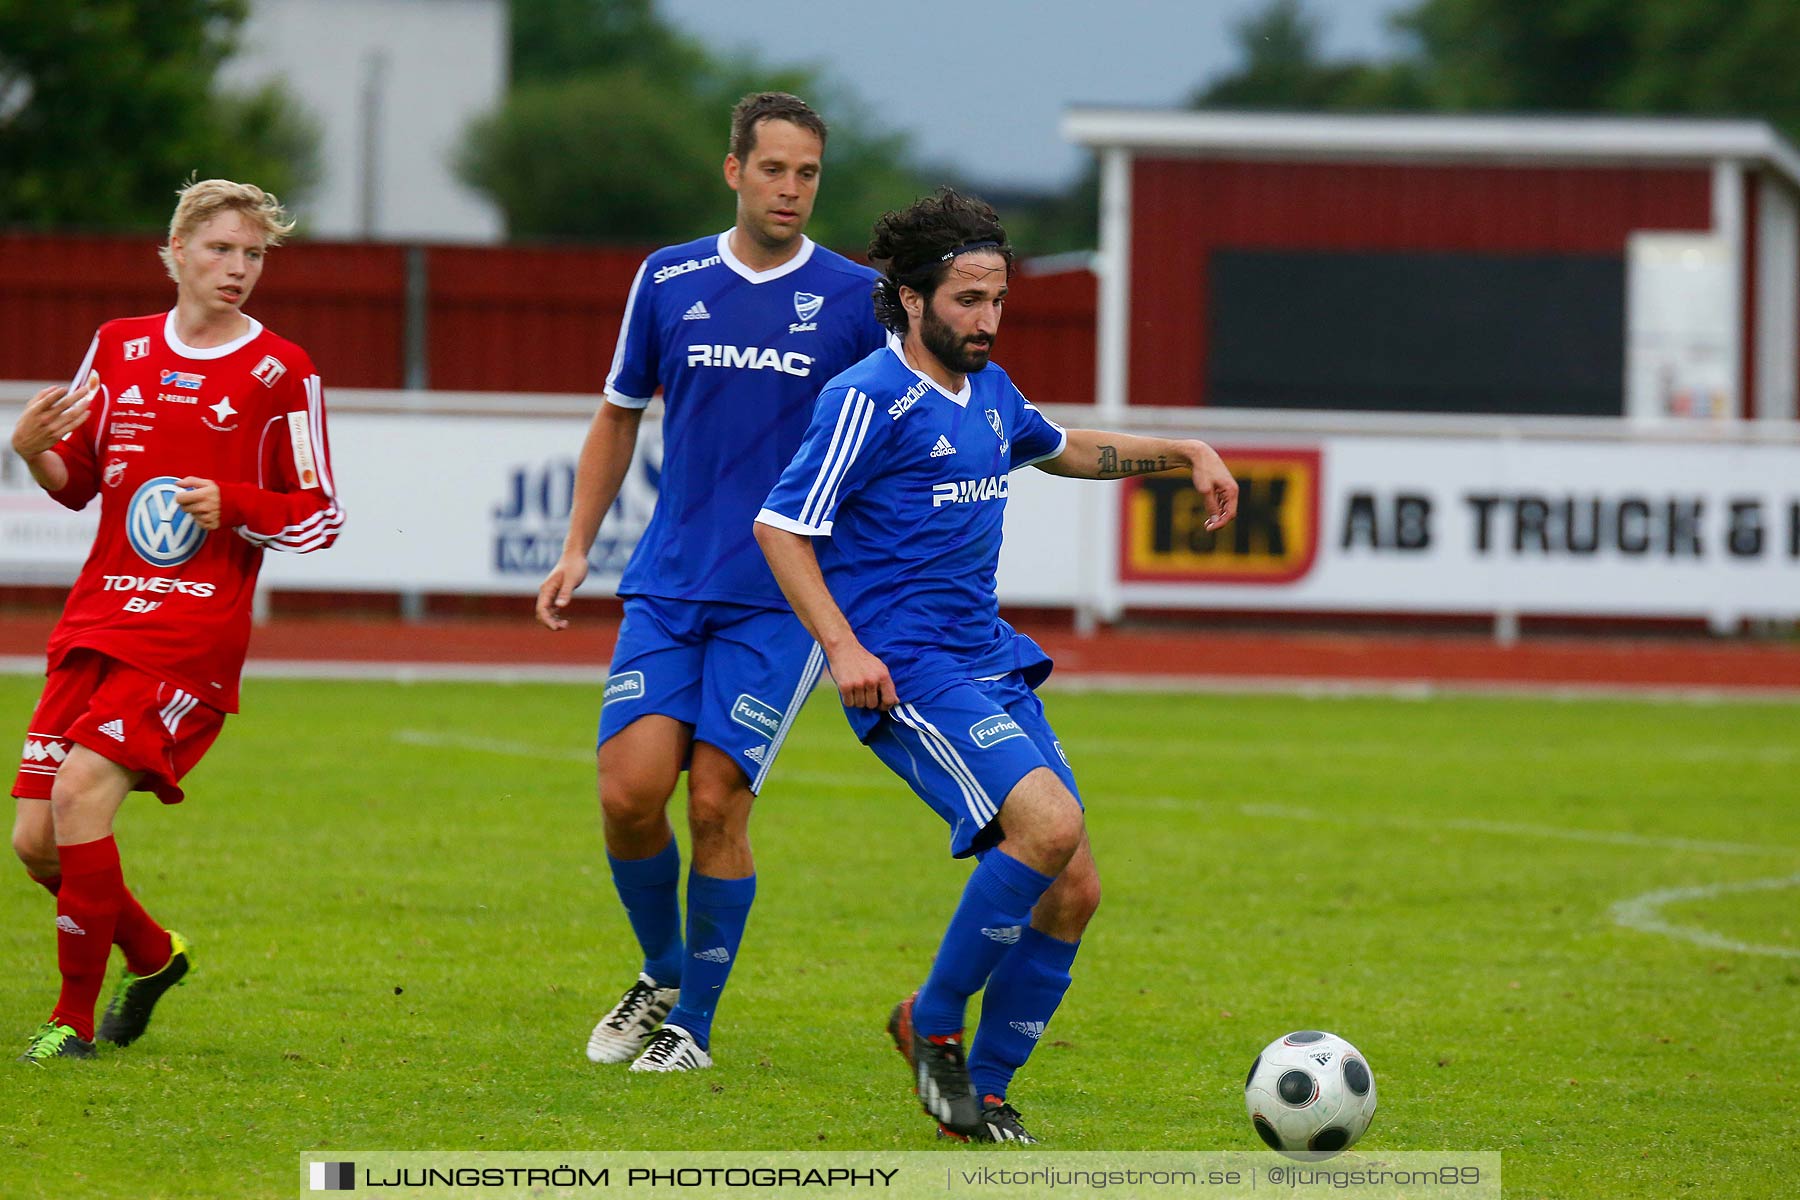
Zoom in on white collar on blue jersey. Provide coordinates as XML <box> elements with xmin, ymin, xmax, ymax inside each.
<box><xmin>163</xmin><ymin>309</ymin><xmax>264</xmax><ymax>360</ymax></box>
<box><xmin>716</xmin><ymin>230</ymin><xmax>817</xmax><ymax>284</ymax></box>
<box><xmin>887</xmin><ymin>332</ymin><xmax>973</xmax><ymax>407</ymax></box>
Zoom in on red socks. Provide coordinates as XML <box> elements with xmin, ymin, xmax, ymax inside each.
<box><xmin>50</xmin><ymin>837</ymin><xmax>126</xmax><ymax>1041</ymax></box>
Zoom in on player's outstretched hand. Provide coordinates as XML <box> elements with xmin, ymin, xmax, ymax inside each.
<box><xmin>1186</xmin><ymin>439</ymin><xmax>1238</xmax><ymax>532</ymax></box>
<box><xmin>536</xmin><ymin>551</ymin><xmax>590</xmax><ymax>631</ymax></box>
<box><xmin>828</xmin><ymin>642</ymin><xmax>898</xmax><ymax>711</ymax></box>
<box><xmin>11</xmin><ymin>374</ymin><xmax>97</xmax><ymax>459</ymax></box>
<box><xmin>174</xmin><ymin>477</ymin><xmax>222</xmax><ymax>530</ymax></box>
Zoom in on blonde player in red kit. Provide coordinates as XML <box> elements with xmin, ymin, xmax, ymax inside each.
<box><xmin>9</xmin><ymin>179</ymin><xmax>344</xmax><ymax>1063</ymax></box>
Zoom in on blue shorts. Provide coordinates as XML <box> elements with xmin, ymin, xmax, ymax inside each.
<box><xmin>865</xmin><ymin>672</ymin><xmax>1081</xmax><ymax>858</ymax></box>
<box><xmin>599</xmin><ymin>596</ymin><xmax>824</xmax><ymax>794</ymax></box>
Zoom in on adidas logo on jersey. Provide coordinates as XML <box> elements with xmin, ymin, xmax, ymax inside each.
<box><xmin>1008</xmin><ymin>1020</ymin><xmax>1047</xmax><ymax>1040</ymax></box>
<box><xmin>981</xmin><ymin>925</ymin><xmax>1022</xmax><ymax>944</ymax></box>
<box><xmin>929</xmin><ymin>435</ymin><xmax>957</xmax><ymax>458</ymax></box>
<box><xmin>693</xmin><ymin>946</ymin><xmax>731</xmax><ymax>964</ymax></box>
<box><xmin>682</xmin><ymin>301</ymin><xmax>711</xmax><ymax>321</ymax></box>
<box><xmin>743</xmin><ymin>743</ymin><xmax>768</xmax><ymax>765</ymax></box>
<box><xmin>117</xmin><ymin>385</ymin><xmax>144</xmax><ymax>405</ymax></box>
<box><xmin>56</xmin><ymin>915</ymin><xmax>87</xmax><ymax>936</ymax></box>
<box><xmin>97</xmin><ymin>719</ymin><xmax>126</xmax><ymax>742</ymax></box>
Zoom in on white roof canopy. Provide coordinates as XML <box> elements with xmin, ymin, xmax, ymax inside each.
<box><xmin>1062</xmin><ymin>110</ymin><xmax>1800</xmax><ymax>191</ymax></box>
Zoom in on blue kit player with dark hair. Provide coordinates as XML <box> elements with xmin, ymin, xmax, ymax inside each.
<box><xmin>755</xmin><ymin>189</ymin><xmax>1238</xmax><ymax>1140</ymax></box>
<box><xmin>537</xmin><ymin>92</ymin><xmax>883</xmax><ymax>1073</ymax></box>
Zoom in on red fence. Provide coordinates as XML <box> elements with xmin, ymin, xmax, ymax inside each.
<box><xmin>1</xmin><ymin>234</ymin><xmax>1097</xmax><ymax>404</ymax></box>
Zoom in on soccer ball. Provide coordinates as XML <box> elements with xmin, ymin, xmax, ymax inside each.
<box><xmin>1244</xmin><ymin>1030</ymin><xmax>1377</xmax><ymax>1157</ymax></box>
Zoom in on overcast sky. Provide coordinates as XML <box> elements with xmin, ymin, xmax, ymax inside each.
<box><xmin>660</xmin><ymin>0</ymin><xmax>1415</xmax><ymax>190</ymax></box>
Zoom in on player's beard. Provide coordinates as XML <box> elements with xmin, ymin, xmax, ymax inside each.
<box><xmin>920</xmin><ymin>304</ymin><xmax>993</xmax><ymax>375</ymax></box>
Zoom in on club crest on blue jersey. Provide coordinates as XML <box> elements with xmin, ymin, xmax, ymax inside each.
<box><xmin>986</xmin><ymin>408</ymin><xmax>1009</xmax><ymax>454</ymax></box>
<box><xmin>125</xmin><ymin>476</ymin><xmax>207</xmax><ymax>567</ymax></box>
<box><xmin>793</xmin><ymin>292</ymin><xmax>823</xmax><ymax>322</ymax></box>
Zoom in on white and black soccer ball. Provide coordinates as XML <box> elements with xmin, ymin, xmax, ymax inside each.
<box><xmin>1244</xmin><ymin>1030</ymin><xmax>1377</xmax><ymax>1157</ymax></box>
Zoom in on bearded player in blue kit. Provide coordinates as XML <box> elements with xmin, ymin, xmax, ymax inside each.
<box><xmin>536</xmin><ymin>93</ymin><xmax>882</xmax><ymax>1073</ymax></box>
<box><xmin>755</xmin><ymin>190</ymin><xmax>1238</xmax><ymax>1141</ymax></box>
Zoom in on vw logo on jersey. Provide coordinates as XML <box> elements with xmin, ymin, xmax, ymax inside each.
<box><xmin>125</xmin><ymin>476</ymin><xmax>207</xmax><ymax>567</ymax></box>
<box><xmin>793</xmin><ymin>291</ymin><xmax>824</xmax><ymax>322</ymax></box>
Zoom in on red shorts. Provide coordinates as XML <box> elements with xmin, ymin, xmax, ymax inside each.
<box><xmin>13</xmin><ymin>650</ymin><xmax>226</xmax><ymax>805</ymax></box>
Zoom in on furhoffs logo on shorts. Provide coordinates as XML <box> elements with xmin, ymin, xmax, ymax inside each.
<box><xmin>730</xmin><ymin>694</ymin><xmax>782</xmax><ymax>738</ymax></box>
<box><xmin>603</xmin><ymin>671</ymin><xmax>644</xmax><ymax>703</ymax></box>
<box><xmin>968</xmin><ymin>715</ymin><xmax>1027</xmax><ymax>749</ymax></box>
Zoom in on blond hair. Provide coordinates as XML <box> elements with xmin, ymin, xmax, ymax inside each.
<box><xmin>158</xmin><ymin>177</ymin><xmax>296</xmax><ymax>282</ymax></box>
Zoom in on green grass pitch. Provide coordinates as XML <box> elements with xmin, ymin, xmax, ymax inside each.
<box><xmin>1</xmin><ymin>674</ymin><xmax>1796</xmax><ymax>1198</ymax></box>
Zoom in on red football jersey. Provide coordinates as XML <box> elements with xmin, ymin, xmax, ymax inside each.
<box><xmin>45</xmin><ymin>311</ymin><xmax>345</xmax><ymax>711</ymax></box>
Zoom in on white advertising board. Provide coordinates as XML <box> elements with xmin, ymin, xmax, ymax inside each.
<box><xmin>4</xmin><ymin>395</ymin><xmax>1798</xmax><ymax>624</ymax></box>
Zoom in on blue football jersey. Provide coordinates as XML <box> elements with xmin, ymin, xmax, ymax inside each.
<box><xmin>606</xmin><ymin>232</ymin><xmax>883</xmax><ymax>608</ymax></box>
<box><xmin>757</xmin><ymin>335</ymin><xmax>1067</xmax><ymax>733</ymax></box>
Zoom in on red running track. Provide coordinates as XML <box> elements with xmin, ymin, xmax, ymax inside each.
<box><xmin>1</xmin><ymin>614</ymin><xmax>1796</xmax><ymax>694</ymax></box>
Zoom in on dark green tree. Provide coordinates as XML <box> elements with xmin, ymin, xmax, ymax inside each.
<box><xmin>1399</xmin><ymin>0</ymin><xmax>1800</xmax><ymax>141</ymax></box>
<box><xmin>0</xmin><ymin>0</ymin><xmax>319</xmax><ymax>229</ymax></box>
<box><xmin>460</xmin><ymin>0</ymin><xmax>924</xmax><ymax>245</ymax></box>
<box><xmin>1194</xmin><ymin>0</ymin><xmax>1425</xmax><ymax>110</ymax></box>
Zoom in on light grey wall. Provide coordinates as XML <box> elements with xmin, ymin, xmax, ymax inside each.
<box><xmin>221</xmin><ymin>0</ymin><xmax>507</xmax><ymax>242</ymax></box>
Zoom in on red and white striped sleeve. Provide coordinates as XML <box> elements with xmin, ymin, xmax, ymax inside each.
<box><xmin>219</xmin><ymin>366</ymin><xmax>346</xmax><ymax>554</ymax></box>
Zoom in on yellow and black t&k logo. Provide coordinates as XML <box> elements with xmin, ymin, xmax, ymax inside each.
<box><xmin>1119</xmin><ymin>447</ymin><xmax>1321</xmax><ymax>584</ymax></box>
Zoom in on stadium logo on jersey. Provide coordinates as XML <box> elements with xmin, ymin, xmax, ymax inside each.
<box><xmin>603</xmin><ymin>671</ymin><xmax>645</xmax><ymax>703</ymax></box>
<box><xmin>159</xmin><ymin>370</ymin><xmax>204</xmax><ymax>390</ymax></box>
<box><xmin>103</xmin><ymin>459</ymin><xmax>129</xmax><ymax>488</ymax></box>
<box><xmin>929</xmin><ymin>435</ymin><xmax>957</xmax><ymax>458</ymax></box>
<box><xmin>653</xmin><ymin>254</ymin><xmax>721</xmax><ymax>284</ymax></box>
<box><xmin>888</xmin><ymin>379</ymin><xmax>931</xmax><ymax>420</ymax></box>
<box><xmin>969</xmin><ymin>715</ymin><xmax>1027</xmax><ymax>749</ymax></box>
<box><xmin>1120</xmin><ymin>448</ymin><xmax>1322</xmax><ymax>585</ymax></box>
<box><xmin>930</xmin><ymin>474</ymin><xmax>1009</xmax><ymax>507</ymax></box>
<box><xmin>124</xmin><ymin>337</ymin><xmax>149</xmax><ymax>360</ymax></box>
<box><xmin>251</xmin><ymin>355</ymin><xmax>287</xmax><ymax>388</ymax></box>
<box><xmin>204</xmin><ymin>395</ymin><xmax>239</xmax><ymax>432</ymax></box>
<box><xmin>125</xmin><ymin>476</ymin><xmax>207</xmax><ymax>567</ymax></box>
<box><xmin>986</xmin><ymin>408</ymin><xmax>1008</xmax><ymax>454</ymax></box>
<box><xmin>681</xmin><ymin>300</ymin><xmax>711</xmax><ymax>321</ymax></box>
<box><xmin>730</xmin><ymin>693</ymin><xmax>783</xmax><ymax>738</ymax></box>
<box><xmin>117</xmin><ymin>385</ymin><xmax>144</xmax><ymax>405</ymax></box>
<box><xmin>685</xmin><ymin>345</ymin><xmax>813</xmax><ymax>376</ymax></box>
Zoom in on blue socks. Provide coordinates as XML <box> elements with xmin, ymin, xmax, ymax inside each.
<box><xmin>607</xmin><ymin>840</ymin><xmax>684</xmax><ymax>987</ymax></box>
<box><xmin>912</xmin><ymin>850</ymin><xmax>1056</xmax><ymax>1038</ymax></box>
<box><xmin>664</xmin><ymin>871</ymin><xmax>756</xmax><ymax>1051</ymax></box>
<box><xmin>968</xmin><ymin>926</ymin><xmax>1081</xmax><ymax>1101</ymax></box>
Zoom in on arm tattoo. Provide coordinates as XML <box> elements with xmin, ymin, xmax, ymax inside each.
<box><xmin>1095</xmin><ymin>445</ymin><xmax>1171</xmax><ymax>477</ymax></box>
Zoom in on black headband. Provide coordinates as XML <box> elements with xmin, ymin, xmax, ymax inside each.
<box><xmin>889</xmin><ymin>240</ymin><xmax>1005</xmax><ymax>288</ymax></box>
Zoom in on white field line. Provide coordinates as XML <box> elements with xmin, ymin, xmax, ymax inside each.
<box><xmin>1609</xmin><ymin>875</ymin><xmax>1800</xmax><ymax>959</ymax></box>
<box><xmin>391</xmin><ymin>729</ymin><xmax>891</xmax><ymax>793</ymax></box>
<box><xmin>1232</xmin><ymin>801</ymin><xmax>1793</xmax><ymax>858</ymax></box>
<box><xmin>5</xmin><ymin>656</ymin><xmax>1799</xmax><ymax>703</ymax></box>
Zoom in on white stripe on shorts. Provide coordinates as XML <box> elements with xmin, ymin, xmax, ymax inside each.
<box><xmin>752</xmin><ymin>641</ymin><xmax>826</xmax><ymax>794</ymax></box>
<box><xmin>891</xmin><ymin>703</ymin><xmax>996</xmax><ymax>826</ymax></box>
